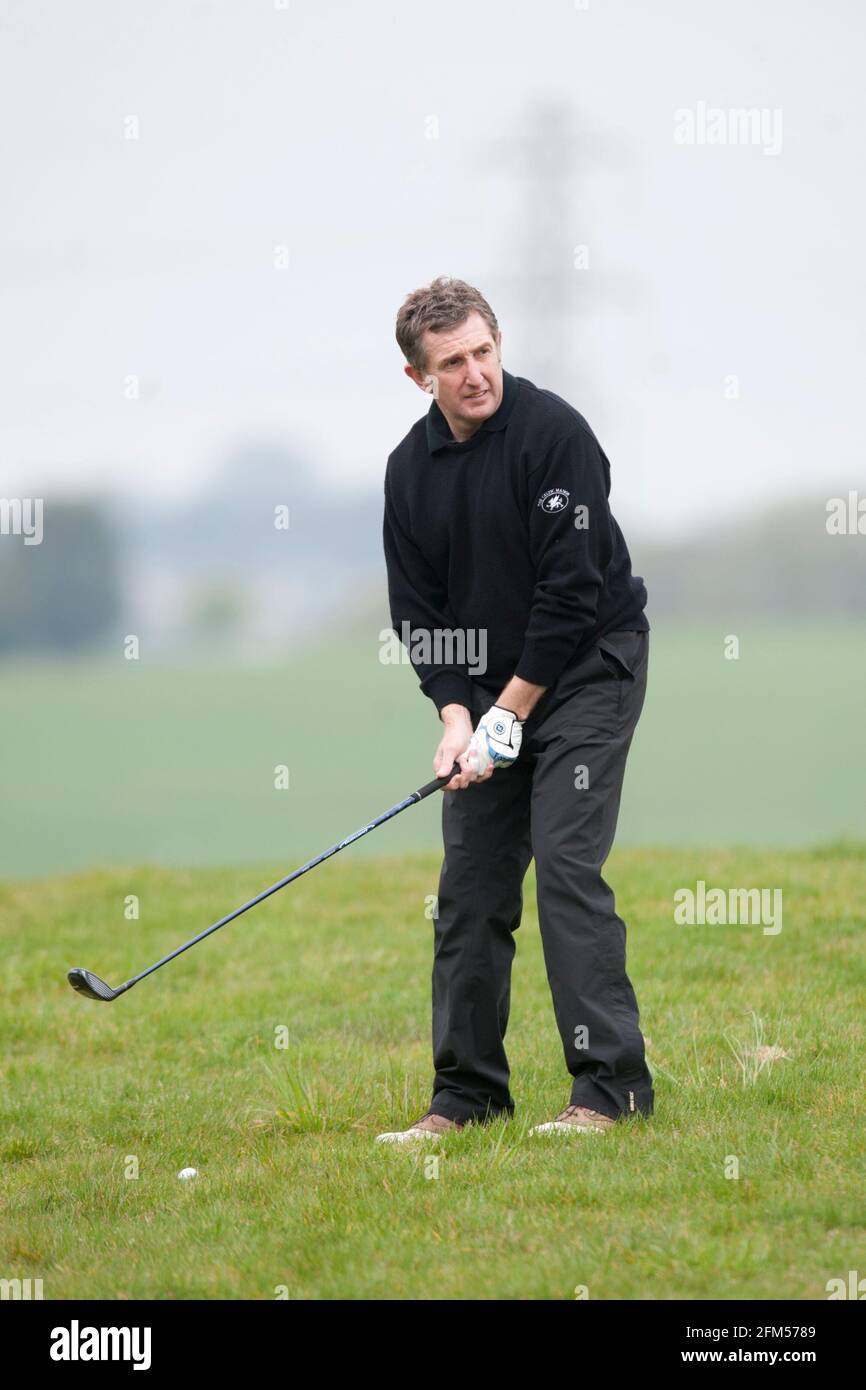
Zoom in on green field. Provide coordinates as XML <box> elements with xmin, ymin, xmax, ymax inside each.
<box><xmin>1</xmin><ymin>620</ymin><xmax>864</xmax><ymax>879</ymax></box>
<box><xmin>1</xmin><ymin>843</ymin><xmax>864</xmax><ymax>1299</ymax></box>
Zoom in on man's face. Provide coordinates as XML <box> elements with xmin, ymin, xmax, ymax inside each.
<box><xmin>406</xmin><ymin>311</ymin><xmax>503</xmax><ymax>436</ymax></box>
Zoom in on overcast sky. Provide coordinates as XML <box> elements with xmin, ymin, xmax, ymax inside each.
<box><xmin>2</xmin><ymin>0</ymin><xmax>863</xmax><ymax>539</ymax></box>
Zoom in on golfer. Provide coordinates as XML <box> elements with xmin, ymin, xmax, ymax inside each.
<box><xmin>377</xmin><ymin>277</ymin><xmax>653</xmax><ymax>1142</ymax></box>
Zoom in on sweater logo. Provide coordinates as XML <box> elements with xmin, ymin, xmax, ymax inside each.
<box><xmin>538</xmin><ymin>487</ymin><xmax>570</xmax><ymax>514</ymax></box>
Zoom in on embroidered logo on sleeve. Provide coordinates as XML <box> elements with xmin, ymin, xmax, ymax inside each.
<box><xmin>538</xmin><ymin>488</ymin><xmax>570</xmax><ymax>513</ymax></box>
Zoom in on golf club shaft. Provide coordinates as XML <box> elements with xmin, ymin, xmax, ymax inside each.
<box><xmin>110</xmin><ymin>760</ymin><xmax>464</xmax><ymax>996</ymax></box>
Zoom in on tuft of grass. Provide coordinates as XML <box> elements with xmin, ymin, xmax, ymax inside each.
<box><xmin>723</xmin><ymin>1010</ymin><xmax>794</xmax><ymax>1087</ymax></box>
<box><xmin>258</xmin><ymin>1052</ymin><xmax>371</xmax><ymax>1135</ymax></box>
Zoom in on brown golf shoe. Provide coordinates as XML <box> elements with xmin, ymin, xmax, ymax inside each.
<box><xmin>375</xmin><ymin>1110</ymin><xmax>465</xmax><ymax>1145</ymax></box>
<box><xmin>529</xmin><ymin>1104</ymin><xmax>617</xmax><ymax>1135</ymax></box>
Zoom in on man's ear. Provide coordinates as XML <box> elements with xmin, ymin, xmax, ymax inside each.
<box><xmin>404</xmin><ymin>362</ymin><xmax>436</xmax><ymax>395</ymax></box>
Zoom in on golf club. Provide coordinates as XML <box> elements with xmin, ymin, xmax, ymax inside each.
<box><xmin>68</xmin><ymin>759</ymin><xmax>464</xmax><ymax>1003</ymax></box>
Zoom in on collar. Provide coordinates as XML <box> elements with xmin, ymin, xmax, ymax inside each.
<box><xmin>425</xmin><ymin>368</ymin><xmax>519</xmax><ymax>455</ymax></box>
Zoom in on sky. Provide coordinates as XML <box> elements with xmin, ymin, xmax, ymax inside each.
<box><xmin>1</xmin><ymin>0</ymin><xmax>864</xmax><ymax>539</ymax></box>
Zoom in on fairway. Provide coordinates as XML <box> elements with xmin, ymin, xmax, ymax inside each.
<box><xmin>2</xmin><ymin>843</ymin><xmax>863</xmax><ymax>1300</ymax></box>
<box><xmin>1</xmin><ymin>620</ymin><xmax>864</xmax><ymax>879</ymax></box>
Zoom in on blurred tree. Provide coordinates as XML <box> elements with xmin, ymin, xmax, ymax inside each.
<box><xmin>0</xmin><ymin>500</ymin><xmax>121</xmax><ymax>655</ymax></box>
<box><xmin>185</xmin><ymin>580</ymin><xmax>247</xmax><ymax>643</ymax></box>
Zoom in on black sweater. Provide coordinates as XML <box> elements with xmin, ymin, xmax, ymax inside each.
<box><xmin>382</xmin><ymin>368</ymin><xmax>649</xmax><ymax>712</ymax></box>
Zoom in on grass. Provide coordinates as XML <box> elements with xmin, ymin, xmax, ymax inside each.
<box><xmin>1</xmin><ymin>843</ymin><xmax>864</xmax><ymax>1299</ymax></box>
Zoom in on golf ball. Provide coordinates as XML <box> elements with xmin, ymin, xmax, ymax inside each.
<box><xmin>177</xmin><ymin>1167</ymin><xmax>198</xmax><ymax>1181</ymax></box>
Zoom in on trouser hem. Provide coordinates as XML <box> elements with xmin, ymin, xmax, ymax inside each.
<box><xmin>568</xmin><ymin>1084</ymin><xmax>654</xmax><ymax>1122</ymax></box>
<box><xmin>430</xmin><ymin>1095</ymin><xmax>514</xmax><ymax>1126</ymax></box>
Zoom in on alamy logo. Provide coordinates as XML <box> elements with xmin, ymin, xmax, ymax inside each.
<box><xmin>538</xmin><ymin>488</ymin><xmax>570</xmax><ymax>513</ymax></box>
<box><xmin>826</xmin><ymin>1269</ymin><xmax>866</xmax><ymax>1299</ymax></box>
<box><xmin>0</xmin><ymin>1277</ymin><xmax>43</xmax><ymax>1299</ymax></box>
<box><xmin>50</xmin><ymin>1320</ymin><xmax>152</xmax><ymax>1370</ymax></box>
<box><xmin>0</xmin><ymin>497</ymin><xmax>43</xmax><ymax>545</ymax></box>
<box><xmin>826</xmin><ymin>490</ymin><xmax>866</xmax><ymax>535</ymax></box>
<box><xmin>674</xmin><ymin>880</ymin><xmax>782</xmax><ymax>935</ymax></box>
<box><xmin>379</xmin><ymin>622</ymin><xmax>487</xmax><ymax>675</ymax></box>
<box><xmin>674</xmin><ymin>101</ymin><xmax>783</xmax><ymax>156</ymax></box>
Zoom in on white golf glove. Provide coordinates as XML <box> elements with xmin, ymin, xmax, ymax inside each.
<box><xmin>465</xmin><ymin>705</ymin><xmax>524</xmax><ymax>775</ymax></box>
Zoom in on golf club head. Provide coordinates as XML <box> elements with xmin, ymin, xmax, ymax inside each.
<box><xmin>67</xmin><ymin>968</ymin><xmax>119</xmax><ymax>1002</ymax></box>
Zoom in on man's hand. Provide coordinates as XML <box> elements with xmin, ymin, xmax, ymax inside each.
<box><xmin>434</xmin><ymin>705</ymin><xmax>495</xmax><ymax>791</ymax></box>
<box><xmin>465</xmin><ymin>705</ymin><xmax>524</xmax><ymax>775</ymax></box>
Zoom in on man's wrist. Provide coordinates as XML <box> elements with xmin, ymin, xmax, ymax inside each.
<box><xmin>439</xmin><ymin>702</ymin><xmax>471</xmax><ymax>725</ymax></box>
<box><xmin>495</xmin><ymin>676</ymin><xmax>547</xmax><ymax>722</ymax></box>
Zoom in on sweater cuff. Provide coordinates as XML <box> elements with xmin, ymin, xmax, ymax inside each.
<box><xmin>514</xmin><ymin>641</ymin><xmax>575</xmax><ymax>688</ymax></box>
<box><xmin>421</xmin><ymin>670</ymin><xmax>475</xmax><ymax>713</ymax></box>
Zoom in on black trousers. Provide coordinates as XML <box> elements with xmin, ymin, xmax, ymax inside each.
<box><xmin>429</xmin><ymin>629</ymin><xmax>653</xmax><ymax>1125</ymax></box>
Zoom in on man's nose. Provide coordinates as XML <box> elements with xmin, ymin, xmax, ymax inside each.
<box><xmin>465</xmin><ymin>359</ymin><xmax>485</xmax><ymax>386</ymax></box>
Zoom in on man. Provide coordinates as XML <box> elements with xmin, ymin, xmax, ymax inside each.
<box><xmin>377</xmin><ymin>276</ymin><xmax>653</xmax><ymax>1144</ymax></box>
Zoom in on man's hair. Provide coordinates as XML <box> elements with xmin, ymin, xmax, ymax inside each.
<box><xmin>395</xmin><ymin>276</ymin><xmax>500</xmax><ymax>372</ymax></box>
